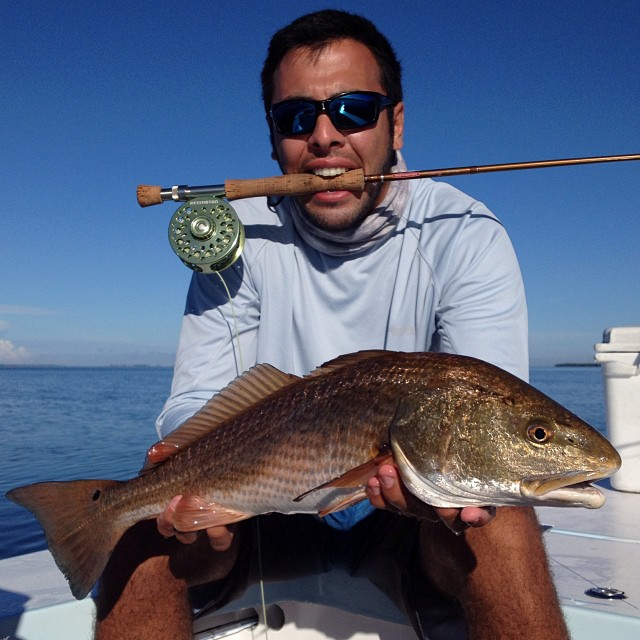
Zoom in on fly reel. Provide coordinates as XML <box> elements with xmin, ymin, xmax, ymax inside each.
<box><xmin>168</xmin><ymin>196</ymin><xmax>244</xmax><ymax>272</ymax></box>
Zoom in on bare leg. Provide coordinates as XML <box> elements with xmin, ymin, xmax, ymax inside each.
<box><xmin>419</xmin><ymin>506</ymin><xmax>569</xmax><ymax>640</ymax></box>
<box><xmin>94</xmin><ymin>520</ymin><xmax>239</xmax><ymax>640</ymax></box>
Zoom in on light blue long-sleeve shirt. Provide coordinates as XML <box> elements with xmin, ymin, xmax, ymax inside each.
<box><xmin>156</xmin><ymin>176</ymin><xmax>528</xmax><ymax>527</ymax></box>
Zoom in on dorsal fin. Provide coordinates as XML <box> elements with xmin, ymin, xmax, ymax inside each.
<box><xmin>140</xmin><ymin>351</ymin><xmax>392</xmax><ymax>474</ymax></box>
<box><xmin>306</xmin><ymin>350</ymin><xmax>390</xmax><ymax>378</ymax></box>
<box><xmin>140</xmin><ymin>363</ymin><xmax>300</xmax><ymax>473</ymax></box>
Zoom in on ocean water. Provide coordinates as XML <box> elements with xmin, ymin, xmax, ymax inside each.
<box><xmin>0</xmin><ymin>366</ymin><xmax>173</xmax><ymax>560</ymax></box>
<box><xmin>0</xmin><ymin>365</ymin><xmax>607</xmax><ymax>560</ymax></box>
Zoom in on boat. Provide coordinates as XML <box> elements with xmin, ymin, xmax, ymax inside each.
<box><xmin>2</xmin><ymin>328</ymin><xmax>638</xmax><ymax>639</ymax></box>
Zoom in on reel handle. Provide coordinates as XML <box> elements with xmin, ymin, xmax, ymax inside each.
<box><xmin>137</xmin><ymin>169</ymin><xmax>366</xmax><ymax>207</ymax></box>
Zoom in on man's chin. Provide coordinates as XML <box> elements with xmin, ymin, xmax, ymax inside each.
<box><xmin>301</xmin><ymin>205</ymin><xmax>370</xmax><ymax>233</ymax></box>
<box><xmin>298</xmin><ymin>192</ymin><xmax>374</xmax><ymax>232</ymax></box>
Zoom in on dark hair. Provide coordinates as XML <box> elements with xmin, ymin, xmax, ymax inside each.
<box><xmin>261</xmin><ymin>9</ymin><xmax>403</xmax><ymax>111</ymax></box>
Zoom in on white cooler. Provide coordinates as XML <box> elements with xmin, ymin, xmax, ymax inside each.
<box><xmin>595</xmin><ymin>327</ymin><xmax>640</xmax><ymax>492</ymax></box>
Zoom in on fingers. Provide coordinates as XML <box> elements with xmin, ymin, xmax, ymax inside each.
<box><xmin>432</xmin><ymin>507</ymin><xmax>470</xmax><ymax>534</ymax></box>
<box><xmin>157</xmin><ymin>495</ymin><xmax>197</xmax><ymax>544</ymax></box>
<box><xmin>206</xmin><ymin>525</ymin><xmax>235</xmax><ymax>552</ymax></box>
<box><xmin>367</xmin><ymin>464</ymin><xmax>439</xmax><ymax>521</ymax></box>
<box><xmin>366</xmin><ymin>475</ymin><xmax>385</xmax><ymax>509</ymax></box>
<box><xmin>432</xmin><ymin>505</ymin><xmax>496</xmax><ymax>534</ymax></box>
<box><xmin>157</xmin><ymin>495</ymin><xmax>236</xmax><ymax>551</ymax></box>
<box><xmin>366</xmin><ymin>464</ymin><xmax>407</xmax><ymax>510</ymax></box>
<box><xmin>461</xmin><ymin>505</ymin><xmax>496</xmax><ymax>528</ymax></box>
<box><xmin>367</xmin><ymin>464</ymin><xmax>497</xmax><ymax>533</ymax></box>
<box><xmin>157</xmin><ymin>495</ymin><xmax>179</xmax><ymax>537</ymax></box>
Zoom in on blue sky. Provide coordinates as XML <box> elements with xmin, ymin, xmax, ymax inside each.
<box><xmin>2</xmin><ymin>0</ymin><xmax>638</xmax><ymax>367</ymax></box>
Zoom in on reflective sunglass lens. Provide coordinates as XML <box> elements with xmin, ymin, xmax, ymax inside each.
<box><xmin>329</xmin><ymin>97</ymin><xmax>378</xmax><ymax>129</ymax></box>
<box><xmin>272</xmin><ymin>102</ymin><xmax>315</xmax><ymax>134</ymax></box>
<box><xmin>271</xmin><ymin>92</ymin><xmax>392</xmax><ymax>135</ymax></box>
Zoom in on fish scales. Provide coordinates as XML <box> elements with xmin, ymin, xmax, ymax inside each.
<box><xmin>6</xmin><ymin>350</ymin><xmax>621</xmax><ymax>599</ymax></box>
<box><xmin>139</xmin><ymin>367</ymin><xmax>396</xmax><ymax>512</ymax></box>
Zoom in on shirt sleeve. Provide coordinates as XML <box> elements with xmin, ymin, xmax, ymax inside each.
<box><xmin>430</xmin><ymin>211</ymin><xmax>529</xmax><ymax>381</ymax></box>
<box><xmin>155</xmin><ymin>263</ymin><xmax>261</xmax><ymax>438</ymax></box>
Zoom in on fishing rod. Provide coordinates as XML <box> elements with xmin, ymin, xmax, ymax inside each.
<box><xmin>144</xmin><ymin>152</ymin><xmax>640</xmax><ymax>274</ymax></box>
<box><xmin>137</xmin><ymin>153</ymin><xmax>640</xmax><ymax>207</ymax></box>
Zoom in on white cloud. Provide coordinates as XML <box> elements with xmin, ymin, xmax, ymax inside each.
<box><xmin>0</xmin><ymin>305</ymin><xmax>56</xmax><ymax>316</ymax></box>
<box><xmin>0</xmin><ymin>339</ymin><xmax>29</xmax><ymax>364</ymax></box>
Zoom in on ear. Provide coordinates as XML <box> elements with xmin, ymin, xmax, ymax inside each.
<box><xmin>391</xmin><ymin>101</ymin><xmax>404</xmax><ymax>151</ymax></box>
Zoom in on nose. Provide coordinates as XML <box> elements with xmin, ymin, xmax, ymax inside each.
<box><xmin>307</xmin><ymin>112</ymin><xmax>346</xmax><ymax>152</ymax></box>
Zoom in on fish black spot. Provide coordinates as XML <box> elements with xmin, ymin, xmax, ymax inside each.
<box><xmin>92</xmin><ymin>489</ymin><xmax>102</xmax><ymax>501</ymax></box>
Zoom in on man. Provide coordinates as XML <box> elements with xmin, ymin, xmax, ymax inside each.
<box><xmin>96</xmin><ymin>10</ymin><xmax>568</xmax><ymax>640</ymax></box>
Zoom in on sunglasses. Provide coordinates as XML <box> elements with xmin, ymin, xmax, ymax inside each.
<box><xmin>269</xmin><ymin>91</ymin><xmax>396</xmax><ymax>136</ymax></box>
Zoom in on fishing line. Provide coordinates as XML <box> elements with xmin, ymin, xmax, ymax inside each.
<box><xmin>217</xmin><ymin>271</ymin><xmax>270</xmax><ymax>634</ymax></box>
<box><xmin>214</xmin><ymin>271</ymin><xmax>245</xmax><ymax>375</ymax></box>
<box><xmin>255</xmin><ymin>517</ymin><xmax>270</xmax><ymax>638</ymax></box>
<box><xmin>543</xmin><ymin>531</ymin><xmax>638</xmax><ymax>610</ymax></box>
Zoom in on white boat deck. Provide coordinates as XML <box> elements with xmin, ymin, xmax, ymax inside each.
<box><xmin>538</xmin><ymin>482</ymin><xmax>640</xmax><ymax>637</ymax></box>
<box><xmin>1</xmin><ymin>484</ymin><xmax>639</xmax><ymax>639</ymax></box>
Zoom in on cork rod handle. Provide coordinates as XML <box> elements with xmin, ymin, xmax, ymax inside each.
<box><xmin>137</xmin><ymin>169</ymin><xmax>366</xmax><ymax>207</ymax></box>
<box><xmin>224</xmin><ymin>169</ymin><xmax>365</xmax><ymax>200</ymax></box>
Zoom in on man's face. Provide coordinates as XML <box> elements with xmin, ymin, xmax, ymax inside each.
<box><xmin>270</xmin><ymin>38</ymin><xmax>404</xmax><ymax>232</ymax></box>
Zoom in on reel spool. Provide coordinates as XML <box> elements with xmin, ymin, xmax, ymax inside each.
<box><xmin>168</xmin><ymin>196</ymin><xmax>244</xmax><ymax>272</ymax></box>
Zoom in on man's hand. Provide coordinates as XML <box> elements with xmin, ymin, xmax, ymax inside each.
<box><xmin>366</xmin><ymin>463</ymin><xmax>495</xmax><ymax>533</ymax></box>
<box><xmin>157</xmin><ymin>495</ymin><xmax>235</xmax><ymax>551</ymax></box>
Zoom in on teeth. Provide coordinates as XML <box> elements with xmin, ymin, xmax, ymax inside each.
<box><xmin>313</xmin><ymin>167</ymin><xmax>349</xmax><ymax>177</ymax></box>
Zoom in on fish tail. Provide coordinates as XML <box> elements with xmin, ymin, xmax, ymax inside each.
<box><xmin>7</xmin><ymin>479</ymin><xmax>126</xmax><ymax>599</ymax></box>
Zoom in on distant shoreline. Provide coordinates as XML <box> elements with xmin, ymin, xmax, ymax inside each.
<box><xmin>0</xmin><ymin>364</ymin><xmax>172</xmax><ymax>369</ymax></box>
<box><xmin>1</xmin><ymin>363</ymin><xmax>600</xmax><ymax>371</ymax></box>
<box><xmin>554</xmin><ymin>363</ymin><xmax>600</xmax><ymax>368</ymax></box>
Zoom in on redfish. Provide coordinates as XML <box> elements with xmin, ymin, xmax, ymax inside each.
<box><xmin>7</xmin><ymin>351</ymin><xmax>620</xmax><ymax>599</ymax></box>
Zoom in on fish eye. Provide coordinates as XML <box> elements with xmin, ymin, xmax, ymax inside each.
<box><xmin>526</xmin><ymin>421</ymin><xmax>554</xmax><ymax>444</ymax></box>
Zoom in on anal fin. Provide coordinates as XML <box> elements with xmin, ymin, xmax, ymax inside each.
<box><xmin>173</xmin><ymin>495</ymin><xmax>252</xmax><ymax>531</ymax></box>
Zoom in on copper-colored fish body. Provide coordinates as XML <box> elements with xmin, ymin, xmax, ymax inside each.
<box><xmin>6</xmin><ymin>350</ymin><xmax>620</xmax><ymax>599</ymax></box>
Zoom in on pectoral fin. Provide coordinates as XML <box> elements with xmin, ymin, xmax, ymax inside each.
<box><xmin>293</xmin><ymin>451</ymin><xmax>394</xmax><ymax>503</ymax></box>
<box><xmin>317</xmin><ymin>489</ymin><xmax>369</xmax><ymax>516</ymax></box>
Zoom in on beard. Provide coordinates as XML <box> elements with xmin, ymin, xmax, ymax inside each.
<box><xmin>295</xmin><ymin>180</ymin><xmax>386</xmax><ymax>232</ymax></box>
<box><xmin>294</xmin><ymin>146</ymin><xmax>397</xmax><ymax>233</ymax></box>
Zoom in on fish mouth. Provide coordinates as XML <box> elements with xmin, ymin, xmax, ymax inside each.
<box><xmin>520</xmin><ymin>472</ymin><xmax>608</xmax><ymax>509</ymax></box>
